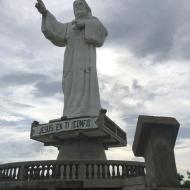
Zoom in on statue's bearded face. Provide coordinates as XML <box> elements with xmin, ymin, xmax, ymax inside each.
<box><xmin>74</xmin><ymin>0</ymin><xmax>88</xmax><ymax>18</ymax></box>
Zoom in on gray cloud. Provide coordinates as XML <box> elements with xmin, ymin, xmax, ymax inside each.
<box><xmin>178</xmin><ymin>127</ymin><xmax>190</xmax><ymax>140</ymax></box>
<box><xmin>0</xmin><ymin>71</ymin><xmax>62</xmax><ymax>98</ymax></box>
<box><xmin>34</xmin><ymin>80</ymin><xmax>62</xmax><ymax>97</ymax></box>
<box><xmin>9</xmin><ymin>102</ymin><xmax>33</xmax><ymax>108</ymax></box>
<box><xmin>1</xmin><ymin>72</ymin><xmax>48</xmax><ymax>86</ymax></box>
<box><xmin>0</xmin><ymin>116</ymin><xmax>34</xmax><ymax>131</ymax></box>
<box><xmin>15</xmin><ymin>49</ymin><xmax>35</xmax><ymax>60</ymax></box>
<box><xmin>0</xmin><ymin>140</ymin><xmax>45</xmax><ymax>163</ymax></box>
<box><xmin>1</xmin><ymin>0</ymin><xmax>190</xmax><ymax>62</ymax></box>
<box><xmin>102</xmin><ymin>0</ymin><xmax>190</xmax><ymax>61</ymax></box>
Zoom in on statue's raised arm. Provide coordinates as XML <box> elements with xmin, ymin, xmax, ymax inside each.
<box><xmin>35</xmin><ymin>0</ymin><xmax>47</xmax><ymax>16</ymax></box>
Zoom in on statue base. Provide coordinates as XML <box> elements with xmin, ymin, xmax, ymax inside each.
<box><xmin>57</xmin><ymin>137</ymin><xmax>106</xmax><ymax>160</ymax></box>
<box><xmin>30</xmin><ymin>110</ymin><xmax>127</xmax><ymax>160</ymax></box>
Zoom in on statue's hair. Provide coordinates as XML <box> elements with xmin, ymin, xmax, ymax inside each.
<box><xmin>73</xmin><ymin>0</ymin><xmax>92</xmax><ymax>17</ymax></box>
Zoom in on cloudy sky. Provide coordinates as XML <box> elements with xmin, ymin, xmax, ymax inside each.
<box><xmin>0</xmin><ymin>0</ymin><xmax>190</xmax><ymax>176</ymax></box>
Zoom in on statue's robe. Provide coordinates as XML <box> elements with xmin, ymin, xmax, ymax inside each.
<box><xmin>41</xmin><ymin>11</ymin><xmax>107</xmax><ymax>118</ymax></box>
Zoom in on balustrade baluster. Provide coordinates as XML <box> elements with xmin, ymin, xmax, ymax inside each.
<box><xmin>53</xmin><ymin>164</ymin><xmax>59</xmax><ymax>179</ymax></box>
<box><xmin>88</xmin><ymin>164</ymin><xmax>92</xmax><ymax>179</ymax></box>
<box><xmin>13</xmin><ymin>167</ymin><xmax>17</xmax><ymax>180</ymax></box>
<box><xmin>71</xmin><ymin>164</ymin><xmax>76</xmax><ymax>179</ymax></box>
<box><xmin>33</xmin><ymin>166</ymin><xmax>36</xmax><ymax>179</ymax></box>
<box><xmin>3</xmin><ymin>169</ymin><xmax>5</xmax><ymax>176</ymax></box>
<box><xmin>16</xmin><ymin>167</ymin><xmax>19</xmax><ymax>180</ymax></box>
<box><xmin>49</xmin><ymin>165</ymin><xmax>53</xmax><ymax>179</ymax></box>
<box><xmin>49</xmin><ymin>165</ymin><xmax>52</xmax><ymax>179</ymax></box>
<box><xmin>122</xmin><ymin>164</ymin><xmax>126</xmax><ymax>178</ymax></box>
<box><xmin>75</xmin><ymin>164</ymin><xmax>79</xmax><ymax>179</ymax></box>
<box><xmin>10</xmin><ymin>168</ymin><xmax>13</xmax><ymax>179</ymax></box>
<box><xmin>93</xmin><ymin>164</ymin><xmax>98</xmax><ymax>179</ymax></box>
<box><xmin>112</xmin><ymin>165</ymin><xmax>115</xmax><ymax>178</ymax></box>
<box><xmin>136</xmin><ymin>166</ymin><xmax>139</xmax><ymax>176</ymax></box>
<box><xmin>100</xmin><ymin>164</ymin><xmax>103</xmax><ymax>178</ymax></box>
<box><xmin>7</xmin><ymin>168</ymin><xmax>10</xmax><ymax>177</ymax></box>
<box><xmin>78</xmin><ymin>163</ymin><xmax>86</xmax><ymax>179</ymax></box>
<box><xmin>86</xmin><ymin>164</ymin><xmax>89</xmax><ymax>179</ymax></box>
<box><xmin>8</xmin><ymin>168</ymin><xmax>12</xmax><ymax>178</ymax></box>
<box><xmin>4</xmin><ymin>168</ymin><xmax>7</xmax><ymax>177</ymax></box>
<box><xmin>138</xmin><ymin>166</ymin><xmax>141</xmax><ymax>176</ymax></box>
<box><xmin>46</xmin><ymin>165</ymin><xmax>50</xmax><ymax>179</ymax></box>
<box><xmin>135</xmin><ymin>166</ymin><xmax>137</xmax><ymax>177</ymax></box>
<box><xmin>51</xmin><ymin>164</ymin><xmax>56</xmax><ymax>179</ymax></box>
<box><xmin>34</xmin><ymin>166</ymin><xmax>37</xmax><ymax>179</ymax></box>
<box><xmin>28</xmin><ymin>166</ymin><xmax>32</xmax><ymax>180</ymax></box>
<box><xmin>91</xmin><ymin>164</ymin><xmax>94</xmax><ymax>179</ymax></box>
<box><xmin>34</xmin><ymin>165</ymin><xmax>39</xmax><ymax>179</ymax></box>
<box><xmin>66</xmin><ymin>164</ymin><xmax>70</xmax><ymax>179</ymax></box>
<box><xmin>50</xmin><ymin>165</ymin><xmax>53</xmax><ymax>178</ymax></box>
<box><xmin>117</xmin><ymin>165</ymin><xmax>120</xmax><ymax>177</ymax></box>
<box><xmin>138</xmin><ymin>166</ymin><xmax>142</xmax><ymax>176</ymax></box>
<box><xmin>1</xmin><ymin>169</ymin><xmax>4</xmax><ymax>179</ymax></box>
<box><xmin>102</xmin><ymin>164</ymin><xmax>105</xmax><ymax>178</ymax></box>
<box><xmin>5</xmin><ymin>168</ymin><xmax>8</xmax><ymax>177</ymax></box>
<box><xmin>107</xmin><ymin>164</ymin><xmax>111</xmax><ymax>178</ymax></box>
<box><xmin>142</xmin><ymin>166</ymin><xmax>146</xmax><ymax>176</ymax></box>
<box><xmin>49</xmin><ymin>165</ymin><xmax>52</xmax><ymax>178</ymax></box>
<box><xmin>32</xmin><ymin>166</ymin><xmax>36</xmax><ymax>180</ymax></box>
<box><xmin>38</xmin><ymin>165</ymin><xmax>42</xmax><ymax>179</ymax></box>
<box><xmin>31</xmin><ymin>166</ymin><xmax>35</xmax><ymax>180</ymax></box>
<box><xmin>97</xmin><ymin>164</ymin><xmax>100</xmax><ymax>178</ymax></box>
<box><xmin>43</xmin><ymin>165</ymin><xmax>47</xmax><ymax>179</ymax></box>
<box><xmin>60</xmin><ymin>165</ymin><xmax>63</xmax><ymax>179</ymax></box>
<box><xmin>30</xmin><ymin>166</ymin><xmax>34</xmax><ymax>180</ymax></box>
<box><xmin>131</xmin><ymin>166</ymin><xmax>134</xmax><ymax>177</ymax></box>
<box><xmin>62</xmin><ymin>165</ymin><xmax>66</xmax><ymax>179</ymax></box>
<box><xmin>22</xmin><ymin>166</ymin><xmax>28</xmax><ymax>181</ymax></box>
<box><xmin>41</xmin><ymin>165</ymin><xmax>45</xmax><ymax>179</ymax></box>
<box><xmin>7</xmin><ymin>168</ymin><xmax>10</xmax><ymax>178</ymax></box>
<box><xmin>10</xmin><ymin>168</ymin><xmax>13</xmax><ymax>178</ymax></box>
<box><xmin>69</xmin><ymin>164</ymin><xmax>73</xmax><ymax>179</ymax></box>
<box><xmin>127</xmin><ymin>165</ymin><xmax>131</xmax><ymax>177</ymax></box>
<box><xmin>140</xmin><ymin>166</ymin><xmax>144</xmax><ymax>176</ymax></box>
<box><xmin>6</xmin><ymin>168</ymin><xmax>8</xmax><ymax>178</ymax></box>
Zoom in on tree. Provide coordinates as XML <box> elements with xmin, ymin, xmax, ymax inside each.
<box><xmin>178</xmin><ymin>171</ymin><xmax>190</xmax><ymax>188</ymax></box>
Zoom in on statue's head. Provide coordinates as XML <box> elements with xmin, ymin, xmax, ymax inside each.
<box><xmin>73</xmin><ymin>0</ymin><xmax>92</xmax><ymax>18</ymax></box>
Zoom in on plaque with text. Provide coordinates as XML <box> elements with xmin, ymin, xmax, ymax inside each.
<box><xmin>31</xmin><ymin>117</ymin><xmax>98</xmax><ymax>138</ymax></box>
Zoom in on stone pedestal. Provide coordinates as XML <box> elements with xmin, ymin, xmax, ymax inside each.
<box><xmin>31</xmin><ymin>110</ymin><xmax>127</xmax><ymax>161</ymax></box>
<box><xmin>132</xmin><ymin>115</ymin><xmax>180</xmax><ymax>188</ymax></box>
<box><xmin>57</xmin><ymin>137</ymin><xmax>106</xmax><ymax>160</ymax></box>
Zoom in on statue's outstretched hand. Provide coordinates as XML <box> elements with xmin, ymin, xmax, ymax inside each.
<box><xmin>35</xmin><ymin>0</ymin><xmax>47</xmax><ymax>16</ymax></box>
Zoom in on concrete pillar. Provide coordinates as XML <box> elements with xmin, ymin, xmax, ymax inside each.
<box><xmin>132</xmin><ymin>115</ymin><xmax>180</xmax><ymax>188</ymax></box>
<box><xmin>57</xmin><ymin>136</ymin><xmax>106</xmax><ymax>160</ymax></box>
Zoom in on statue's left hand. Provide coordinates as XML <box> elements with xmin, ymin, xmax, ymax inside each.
<box><xmin>73</xmin><ymin>20</ymin><xmax>85</xmax><ymax>29</ymax></box>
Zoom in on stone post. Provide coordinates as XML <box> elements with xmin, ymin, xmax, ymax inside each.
<box><xmin>132</xmin><ymin>115</ymin><xmax>180</xmax><ymax>188</ymax></box>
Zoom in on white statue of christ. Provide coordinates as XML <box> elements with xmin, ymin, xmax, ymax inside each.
<box><xmin>35</xmin><ymin>0</ymin><xmax>108</xmax><ymax>118</ymax></box>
